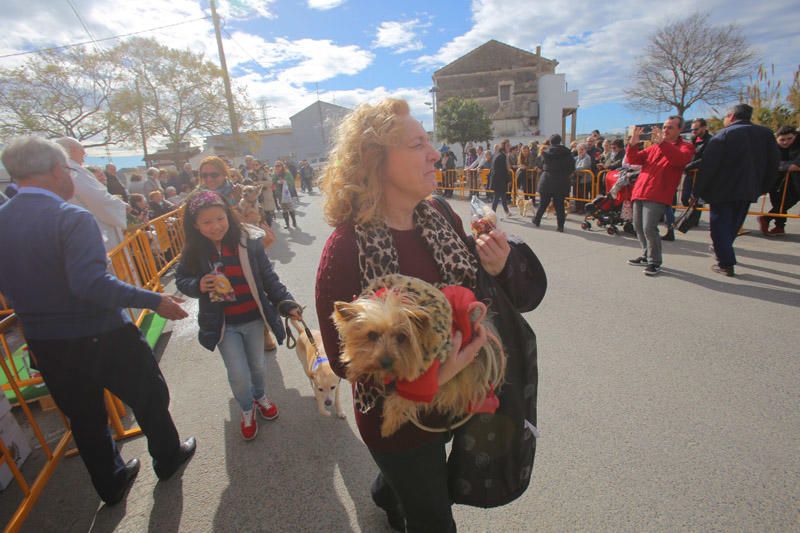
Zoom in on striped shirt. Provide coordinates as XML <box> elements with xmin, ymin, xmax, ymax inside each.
<box><xmin>213</xmin><ymin>246</ymin><xmax>261</xmax><ymax>325</ymax></box>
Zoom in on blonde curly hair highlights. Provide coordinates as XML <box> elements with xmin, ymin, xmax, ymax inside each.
<box><xmin>321</xmin><ymin>98</ymin><xmax>411</xmax><ymax>226</ymax></box>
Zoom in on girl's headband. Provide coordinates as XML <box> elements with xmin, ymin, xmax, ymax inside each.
<box><xmin>188</xmin><ymin>191</ymin><xmax>226</xmax><ymax>214</ymax></box>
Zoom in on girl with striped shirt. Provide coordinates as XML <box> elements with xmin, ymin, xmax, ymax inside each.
<box><xmin>177</xmin><ymin>190</ymin><xmax>301</xmax><ymax>440</ymax></box>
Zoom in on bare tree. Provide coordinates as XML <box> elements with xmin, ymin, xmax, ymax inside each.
<box><xmin>0</xmin><ymin>48</ymin><xmax>125</xmax><ymax>147</ymax></box>
<box><xmin>625</xmin><ymin>13</ymin><xmax>756</xmax><ymax>117</ymax></box>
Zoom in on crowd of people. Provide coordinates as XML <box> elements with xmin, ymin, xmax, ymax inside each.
<box><xmin>433</xmin><ymin>105</ymin><xmax>798</xmax><ymax>277</ymax></box>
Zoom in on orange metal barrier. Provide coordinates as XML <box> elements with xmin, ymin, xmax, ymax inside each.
<box><xmin>672</xmin><ymin>170</ymin><xmax>800</xmax><ymax>219</ymax></box>
<box><xmin>0</xmin><ymin>205</ymin><xmax>185</xmax><ymax>532</ymax></box>
<box><xmin>0</xmin><ymin>293</ymin><xmax>11</xmax><ymax>318</ymax></box>
<box><xmin>0</xmin><ymin>315</ymin><xmax>72</xmax><ymax>533</ymax></box>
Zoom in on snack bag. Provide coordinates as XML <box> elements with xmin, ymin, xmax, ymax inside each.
<box><xmin>470</xmin><ymin>196</ymin><xmax>498</xmax><ymax>236</ymax></box>
<box><xmin>209</xmin><ymin>261</ymin><xmax>236</xmax><ymax>303</ymax></box>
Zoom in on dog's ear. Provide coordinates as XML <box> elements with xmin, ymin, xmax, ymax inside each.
<box><xmin>403</xmin><ymin>306</ymin><xmax>431</xmax><ymax>332</ymax></box>
<box><xmin>332</xmin><ymin>301</ymin><xmax>358</xmax><ymax>323</ymax></box>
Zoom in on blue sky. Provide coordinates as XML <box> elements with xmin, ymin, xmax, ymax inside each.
<box><xmin>3</xmin><ymin>0</ymin><xmax>799</xmax><ymax>164</ymax></box>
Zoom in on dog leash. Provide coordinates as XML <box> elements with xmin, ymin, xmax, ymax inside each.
<box><xmin>279</xmin><ymin>300</ymin><xmax>317</xmax><ymax>353</ymax></box>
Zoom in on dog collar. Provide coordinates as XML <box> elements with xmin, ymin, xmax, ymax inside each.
<box><xmin>311</xmin><ymin>355</ymin><xmax>329</xmax><ymax>372</ymax></box>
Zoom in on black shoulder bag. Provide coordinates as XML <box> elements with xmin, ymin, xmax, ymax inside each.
<box><xmin>431</xmin><ymin>196</ymin><xmax>545</xmax><ymax>508</ymax></box>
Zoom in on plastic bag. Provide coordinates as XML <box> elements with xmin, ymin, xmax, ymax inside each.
<box><xmin>209</xmin><ymin>262</ymin><xmax>237</xmax><ymax>303</ymax></box>
<box><xmin>469</xmin><ymin>196</ymin><xmax>498</xmax><ymax>236</ymax></box>
<box><xmin>280</xmin><ymin>182</ymin><xmax>292</xmax><ymax>205</ymax></box>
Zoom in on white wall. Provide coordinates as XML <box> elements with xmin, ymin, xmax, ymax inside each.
<box><xmin>538</xmin><ymin>74</ymin><xmax>579</xmax><ymax>137</ymax></box>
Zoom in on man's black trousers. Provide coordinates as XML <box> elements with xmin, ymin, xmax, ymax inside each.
<box><xmin>27</xmin><ymin>323</ymin><xmax>180</xmax><ymax>502</ymax></box>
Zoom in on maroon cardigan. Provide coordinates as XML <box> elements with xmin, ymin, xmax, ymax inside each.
<box><xmin>315</xmin><ymin>207</ymin><xmax>522</xmax><ymax>452</ymax></box>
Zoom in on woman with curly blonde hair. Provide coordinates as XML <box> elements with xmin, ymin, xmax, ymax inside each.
<box><xmin>315</xmin><ymin>98</ymin><xmax>541</xmax><ymax>531</ymax></box>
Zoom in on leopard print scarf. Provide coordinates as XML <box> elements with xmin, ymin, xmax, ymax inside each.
<box><xmin>354</xmin><ymin>199</ymin><xmax>478</xmax><ymax>292</ymax></box>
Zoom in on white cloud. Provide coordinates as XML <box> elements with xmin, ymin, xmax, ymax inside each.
<box><xmin>414</xmin><ymin>0</ymin><xmax>800</xmax><ymax>109</ymax></box>
<box><xmin>222</xmin><ymin>33</ymin><xmax>373</xmax><ymax>84</ymax></box>
<box><xmin>307</xmin><ymin>0</ymin><xmax>345</xmax><ymax>10</ymax></box>
<box><xmin>217</xmin><ymin>0</ymin><xmax>276</xmax><ymax>20</ymax></box>
<box><xmin>373</xmin><ymin>19</ymin><xmax>426</xmax><ymax>54</ymax></box>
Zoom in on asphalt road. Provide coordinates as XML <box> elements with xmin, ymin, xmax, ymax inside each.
<box><xmin>2</xmin><ymin>192</ymin><xmax>799</xmax><ymax>532</ymax></box>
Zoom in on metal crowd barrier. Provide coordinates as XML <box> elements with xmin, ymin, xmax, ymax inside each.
<box><xmin>436</xmin><ymin>167</ymin><xmax>599</xmax><ymax>207</ymax></box>
<box><xmin>436</xmin><ymin>166</ymin><xmax>798</xmax><ymax>223</ymax></box>
<box><xmin>0</xmin><ymin>206</ymin><xmax>185</xmax><ymax>533</ymax></box>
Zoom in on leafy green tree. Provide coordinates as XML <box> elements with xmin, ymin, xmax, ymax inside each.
<box><xmin>435</xmin><ymin>97</ymin><xmax>492</xmax><ymax>164</ymax></box>
<box><xmin>109</xmin><ymin>37</ymin><xmax>253</xmax><ymax>148</ymax></box>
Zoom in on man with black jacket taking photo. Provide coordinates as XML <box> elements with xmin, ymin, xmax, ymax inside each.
<box><xmin>694</xmin><ymin>104</ymin><xmax>781</xmax><ymax>277</ymax></box>
<box><xmin>532</xmin><ymin>134</ymin><xmax>576</xmax><ymax>232</ymax></box>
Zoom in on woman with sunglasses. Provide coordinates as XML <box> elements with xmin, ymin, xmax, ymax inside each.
<box><xmin>197</xmin><ymin>156</ymin><xmax>242</xmax><ymax>207</ymax></box>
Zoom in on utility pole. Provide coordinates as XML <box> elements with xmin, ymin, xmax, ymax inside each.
<box><xmin>134</xmin><ymin>79</ymin><xmax>149</xmax><ymax>165</ymax></box>
<box><xmin>210</xmin><ymin>0</ymin><xmax>239</xmax><ymax>142</ymax></box>
<box><xmin>257</xmin><ymin>97</ymin><xmax>271</xmax><ymax>130</ymax></box>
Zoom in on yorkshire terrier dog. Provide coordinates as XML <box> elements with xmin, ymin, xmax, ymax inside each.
<box><xmin>332</xmin><ymin>274</ymin><xmax>505</xmax><ymax>437</ymax></box>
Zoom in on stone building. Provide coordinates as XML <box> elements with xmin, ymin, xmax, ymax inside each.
<box><xmin>432</xmin><ymin>40</ymin><xmax>578</xmax><ymax>140</ymax></box>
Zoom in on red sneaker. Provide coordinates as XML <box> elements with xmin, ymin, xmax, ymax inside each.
<box><xmin>255</xmin><ymin>397</ymin><xmax>279</xmax><ymax>420</ymax></box>
<box><xmin>241</xmin><ymin>408</ymin><xmax>258</xmax><ymax>440</ymax></box>
<box><xmin>767</xmin><ymin>226</ymin><xmax>786</xmax><ymax>236</ymax></box>
<box><xmin>757</xmin><ymin>215</ymin><xmax>769</xmax><ymax>235</ymax></box>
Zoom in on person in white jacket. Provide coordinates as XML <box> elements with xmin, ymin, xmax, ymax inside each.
<box><xmin>55</xmin><ymin>138</ymin><xmax>128</xmax><ymax>252</ymax></box>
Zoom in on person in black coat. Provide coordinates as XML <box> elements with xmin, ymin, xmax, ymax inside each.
<box><xmin>760</xmin><ymin>125</ymin><xmax>800</xmax><ymax>235</ymax></box>
<box><xmin>491</xmin><ymin>139</ymin><xmax>512</xmax><ymax>217</ymax></box>
<box><xmin>680</xmin><ymin>118</ymin><xmax>713</xmax><ymax>228</ymax></box>
<box><xmin>694</xmin><ymin>104</ymin><xmax>781</xmax><ymax>276</ymax></box>
<box><xmin>532</xmin><ymin>134</ymin><xmax>576</xmax><ymax>232</ymax></box>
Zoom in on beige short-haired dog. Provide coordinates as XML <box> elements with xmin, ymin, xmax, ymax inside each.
<box><xmin>516</xmin><ymin>190</ymin><xmax>533</xmax><ymax>217</ymax></box>
<box><xmin>291</xmin><ymin>319</ymin><xmax>345</xmax><ymax>419</ymax></box>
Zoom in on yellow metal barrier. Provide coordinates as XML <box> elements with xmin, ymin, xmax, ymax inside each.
<box><xmin>0</xmin><ymin>293</ymin><xmax>11</xmax><ymax>318</ymax></box>
<box><xmin>0</xmin><ymin>315</ymin><xmax>72</xmax><ymax>533</ymax></box>
<box><xmin>672</xmin><ymin>170</ymin><xmax>800</xmax><ymax>220</ymax></box>
<box><xmin>0</xmin><ymin>205</ymin><xmax>185</xmax><ymax>532</ymax></box>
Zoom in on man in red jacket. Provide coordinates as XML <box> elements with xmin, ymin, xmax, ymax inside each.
<box><xmin>625</xmin><ymin>116</ymin><xmax>695</xmax><ymax>275</ymax></box>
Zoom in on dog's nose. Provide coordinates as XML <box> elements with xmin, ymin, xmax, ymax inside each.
<box><xmin>325</xmin><ymin>399</ymin><xmax>332</xmax><ymax>406</ymax></box>
<box><xmin>380</xmin><ymin>355</ymin><xmax>393</xmax><ymax>369</ymax></box>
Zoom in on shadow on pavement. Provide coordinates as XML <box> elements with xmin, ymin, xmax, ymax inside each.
<box><xmin>265</xmin><ymin>228</ymin><xmax>297</xmax><ymax>265</ymax></box>
<box><xmin>211</xmin><ymin>354</ymin><xmax>390</xmax><ymax>532</ymax></box>
<box><xmin>147</xmin><ymin>479</ymin><xmax>184</xmax><ymax>533</ymax></box>
<box><xmin>665</xmin><ymin>268</ymin><xmax>800</xmax><ymax>308</ymax></box>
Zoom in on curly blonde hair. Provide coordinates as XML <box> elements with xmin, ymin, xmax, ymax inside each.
<box><xmin>321</xmin><ymin>98</ymin><xmax>410</xmax><ymax>226</ymax></box>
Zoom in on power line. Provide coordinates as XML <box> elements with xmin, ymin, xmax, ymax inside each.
<box><xmin>65</xmin><ymin>0</ymin><xmax>99</xmax><ymax>52</ymax></box>
<box><xmin>0</xmin><ymin>16</ymin><xmax>212</xmax><ymax>60</ymax></box>
<box><xmin>219</xmin><ymin>26</ymin><xmax>272</xmax><ymax>77</ymax></box>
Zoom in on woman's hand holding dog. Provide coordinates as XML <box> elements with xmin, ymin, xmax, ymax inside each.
<box><xmin>439</xmin><ymin>326</ymin><xmax>487</xmax><ymax>386</ymax></box>
<box><xmin>476</xmin><ymin>229</ymin><xmax>511</xmax><ymax>276</ymax></box>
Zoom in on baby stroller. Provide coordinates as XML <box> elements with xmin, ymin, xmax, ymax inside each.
<box><xmin>581</xmin><ymin>166</ymin><xmax>640</xmax><ymax>235</ymax></box>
